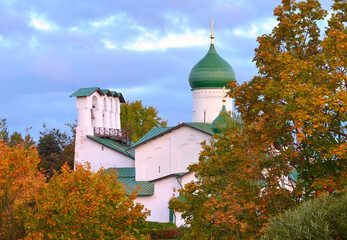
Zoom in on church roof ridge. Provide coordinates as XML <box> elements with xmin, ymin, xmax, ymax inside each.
<box><xmin>130</xmin><ymin>123</ymin><xmax>213</xmax><ymax>149</ymax></box>
<box><xmin>70</xmin><ymin>87</ymin><xmax>126</xmax><ymax>103</ymax></box>
<box><xmin>130</xmin><ymin>127</ymin><xmax>173</xmax><ymax>149</ymax></box>
<box><xmin>70</xmin><ymin>87</ymin><xmax>102</xmax><ymax>97</ymax></box>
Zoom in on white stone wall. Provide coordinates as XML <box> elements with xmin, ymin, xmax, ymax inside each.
<box><xmin>136</xmin><ymin>172</ymin><xmax>198</xmax><ymax>226</ymax></box>
<box><xmin>192</xmin><ymin>88</ymin><xmax>233</xmax><ymax>123</ymax></box>
<box><xmin>134</xmin><ymin>126</ymin><xmax>211</xmax><ymax>182</ymax></box>
<box><xmin>74</xmin><ymin>137</ymin><xmax>134</xmax><ymax>172</ymax></box>
<box><xmin>74</xmin><ymin>91</ymin><xmax>124</xmax><ymax>170</ymax></box>
<box><xmin>137</xmin><ymin>176</ymin><xmax>181</xmax><ymax>223</ymax></box>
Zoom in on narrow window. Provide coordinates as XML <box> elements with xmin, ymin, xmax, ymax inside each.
<box><xmin>158</xmin><ymin>166</ymin><xmax>160</xmax><ymax>173</ymax></box>
<box><xmin>203</xmin><ymin>111</ymin><xmax>206</xmax><ymax>123</ymax></box>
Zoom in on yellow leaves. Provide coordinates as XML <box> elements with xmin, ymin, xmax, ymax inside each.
<box><xmin>21</xmin><ymin>163</ymin><xmax>149</xmax><ymax>239</ymax></box>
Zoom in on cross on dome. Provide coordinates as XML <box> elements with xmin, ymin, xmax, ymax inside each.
<box><xmin>210</xmin><ymin>19</ymin><xmax>214</xmax><ymax>44</ymax></box>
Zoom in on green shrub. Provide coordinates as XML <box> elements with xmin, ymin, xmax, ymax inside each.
<box><xmin>146</xmin><ymin>221</ymin><xmax>177</xmax><ymax>230</ymax></box>
<box><xmin>262</xmin><ymin>190</ymin><xmax>347</xmax><ymax>240</ymax></box>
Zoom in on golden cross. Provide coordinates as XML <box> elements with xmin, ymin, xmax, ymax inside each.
<box><xmin>210</xmin><ymin>20</ymin><xmax>214</xmax><ymax>44</ymax></box>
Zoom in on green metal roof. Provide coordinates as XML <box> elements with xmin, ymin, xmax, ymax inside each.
<box><xmin>87</xmin><ymin>135</ymin><xmax>135</xmax><ymax>159</ymax></box>
<box><xmin>289</xmin><ymin>167</ymin><xmax>298</xmax><ymax>182</ymax></box>
<box><xmin>70</xmin><ymin>87</ymin><xmax>102</xmax><ymax>97</ymax></box>
<box><xmin>130</xmin><ymin>127</ymin><xmax>173</xmax><ymax>149</ymax></box>
<box><xmin>130</xmin><ymin>123</ymin><xmax>213</xmax><ymax>149</ymax></box>
<box><xmin>70</xmin><ymin>88</ymin><xmax>126</xmax><ymax>103</ymax></box>
<box><xmin>189</xmin><ymin>44</ymin><xmax>236</xmax><ymax>90</ymax></box>
<box><xmin>110</xmin><ymin>91</ymin><xmax>118</xmax><ymax>97</ymax></box>
<box><xmin>100</xmin><ymin>89</ymin><xmax>113</xmax><ymax>96</ymax></box>
<box><xmin>107</xmin><ymin>167</ymin><xmax>154</xmax><ymax>196</ymax></box>
<box><xmin>184</xmin><ymin>122</ymin><xmax>213</xmax><ymax>135</ymax></box>
<box><xmin>106</xmin><ymin>167</ymin><xmax>135</xmax><ymax>177</ymax></box>
<box><xmin>211</xmin><ymin>105</ymin><xmax>232</xmax><ymax>134</ymax></box>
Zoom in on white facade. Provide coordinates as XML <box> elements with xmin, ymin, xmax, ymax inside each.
<box><xmin>74</xmin><ymin>90</ymin><xmax>126</xmax><ymax>170</ymax></box>
<box><xmin>137</xmin><ymin>176</ymin><xmax>182</xmax><ymax>223</ymax></box>
<box><xmin>192</xmin><ymin>88</ymin><xmax>232</xmax><ymax>123</ymax></box>
<box><xmin>134</xmin><ymin>126</ymin><xmax>211</xmax><ymax>182</ymax></box>
<box><xmin>74</xmin><ymin>137</ymin><xmax>134</xmax><ymax>171</ymax></box>
<box><xmin>132</xmin><ymin>126</ymin><xmax>211</xmax><ymax>225</ymax></box>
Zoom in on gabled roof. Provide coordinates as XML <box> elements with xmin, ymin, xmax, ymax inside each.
<box><xmin>70</xmin><ymin>87</ymin><xmax>126</xmax><ymax>103</ymax></box>
<box><xmin>106</xmin><ymin>167</ymin><xmax>154</xmax><ymax>196</ymax></box>
<box><xmin>110</xmin><ymin>91</ymin><xmax>119</xmax><ymax>97</ymax></box>
<box><xmin>117</xmin><ymin>93</ymin><xmax>125</xmax><ymax>103</ymax></box>
<box><xmin>70</xmin><ymin>87</ymin><xmax>103</xmax><ymax>97</ymax></box>
<box><xmin>130</xmin><ymin>122</ymin><xmax>212</xmax><ymax>149</ymax></box>
<box><xmin>87</xmin><ymin>135</ymin><xmax>135</xmax><ymax>159</ymax></box>
<box><xmin>110</xmin><ymin>91</ymin><xmax>126</xmax><ymax>103</ymax></box>
<box><xmin>100</xmin><ymin>89</ymin><xmax>113</xmax><ymax>96</ymax></box>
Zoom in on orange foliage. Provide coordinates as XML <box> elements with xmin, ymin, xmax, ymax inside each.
<box><xmin>0</xmin><ymin>141</ymin><xmax>45</xmax><ymax>239</ymax></box>
<box><xmin>24</xmin><ymin>164</ymin><xmax>150</xmax><ymax>240</ymax></box>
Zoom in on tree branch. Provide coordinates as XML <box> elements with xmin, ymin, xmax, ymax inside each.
<box><xmin>328</xmin><ymin>128</ymin><xmax>347</xmax><ymax>138</ymax></box>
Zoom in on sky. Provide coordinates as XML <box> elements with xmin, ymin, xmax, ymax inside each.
<box><xmin>0</xmin><ymin>0</ymin><xmax>333</xmax><ymax>141</ymax></box>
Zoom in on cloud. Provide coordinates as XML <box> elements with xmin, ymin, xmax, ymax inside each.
<box><xmin>124</xmin><ymin>29</ymin><xmax>209</xmax><ymax>51</ymax></box>
<box><xmin>103</xmin><ymin>39</ymin><xmax>117</xmax><ymax>49</ymax></box>
<box><xmin>29</xmin><ymin>12</ymin><xmax>59</xmax><ymax>31</ymax></box>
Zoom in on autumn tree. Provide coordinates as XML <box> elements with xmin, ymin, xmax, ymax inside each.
<box><xmin>170</xmin><ymin>0</ymin><xmax>346</xmax><ymax>239</ymax></box>
<box><xmin>0</xmin><ymin>141</ymin><xmax>45</xmax><ymax>240</ymax></box>
<box><xmin>121</xmin><ymin>100</ymin><xmax>168</xmax><ymax>142</ymax></box>
<box><xmin>0</xmin><ymin>118</ymin><xmax>9</xmax><ymax>142</ymax></box>
<box><xmin>8</xmin><ymin>130</ymin><xmax>35</xmax><ymax>149</ymax></box>
<box><xmin>230</xmin><ymin>0</ymin><xmax>346</xmax><ymax>197</ymax></box>
<box><xmin>24</xmin><ymin>164</ymin><xmax>150</xmax><ymax>240</ymax></box>
<box><xmin>37</xmin><ymin>124</ymin><xmax>75</xmax><ymax>178</ymax></box>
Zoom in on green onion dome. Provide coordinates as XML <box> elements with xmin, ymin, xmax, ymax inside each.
<box><xmin>211</xmin><ymin>105</ymin><xmax>232</xmax><ymax>134</ymax></box>
<box><xmin>189</xmin><ymin>44</ymin><xmax>236</xmax><ymax>90</ymax></box>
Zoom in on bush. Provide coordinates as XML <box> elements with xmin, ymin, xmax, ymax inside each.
<box><xmin>146</xmin><ymin>222</ymin><xmax>182</xmax><ymax>239</ymax></box>
<box><xmin>147</xmin><ymin>221</ymin><xmax>177</xmax><ymax>230</ymax></box>
<box><xmin>262</xmin><ymin>190</ymin><xmax>347</xmax><ymax>240</ymax></box>
<box><xmin>149</xmin><ymin>229</ymin><xmax>180</xmax><ymax>239</ymax></box>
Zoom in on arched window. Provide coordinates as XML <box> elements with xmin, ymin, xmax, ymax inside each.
<box><xmin>110</xmin><ymin>98</ymin><xmax>113</xmax><ymax>111</ymax></box>
<box><xmin>91</xmin><ymin>96</ymin><xmax>98</xmax><ymax>127</ymax></box>
<box><xmin>103</xmin><ymin>97</ymin><xmax>107</xmax><ymax>127</ymax></box>
<box><xmin>110</xmin><ymin>99</ymin><xmax>114</xmax><ymax>128</ymax></box>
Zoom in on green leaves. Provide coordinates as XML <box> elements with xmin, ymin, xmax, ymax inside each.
<box><xmin>120</xmin><ymin>100</ymin><xmax>168</xmax><ymax>142</ymax></box>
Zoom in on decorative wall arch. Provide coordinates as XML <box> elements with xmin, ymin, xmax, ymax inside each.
<box><xmin>91</xmin><ymin>96</ymin><xmax>98</xmax><ymax>127</ymax></box>
<box><xmin>92</xmin><ymin>96</ymin><xmax>98</xmax><ymax>109</ymax></box>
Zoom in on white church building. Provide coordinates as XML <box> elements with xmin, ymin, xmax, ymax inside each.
<box><xmin>70</xmin><ymin>29</ymin><xmax>237</xmax><ymax>225</ymax></box>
